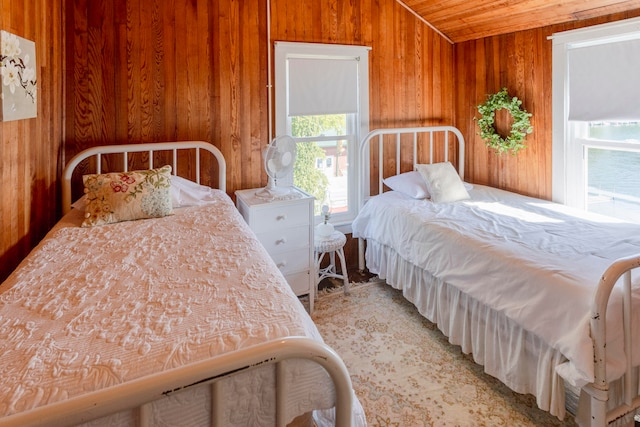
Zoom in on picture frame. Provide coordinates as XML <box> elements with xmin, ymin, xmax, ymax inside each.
<box><xmin>0</xmin><ymin>30</ymin><xmax>37</xmax><ymax>121</ymax></box>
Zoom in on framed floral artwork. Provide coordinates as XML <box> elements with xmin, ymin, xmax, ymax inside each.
<box><xmin>0</xmin><ymin>30</ymin><xmax>37</xmax><ymax>121</ymax></box>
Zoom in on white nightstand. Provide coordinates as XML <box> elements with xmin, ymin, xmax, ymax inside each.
<box><xmin>235</xmin><ymin>187</ymin><xmax>315</xmax><ymax>312</ymax></box>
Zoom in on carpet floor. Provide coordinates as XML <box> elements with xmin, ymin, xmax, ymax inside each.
<box><xmin>311</xmin><ymin>280</ymin><xmax>578</xmax><ymax>427</ymax></box>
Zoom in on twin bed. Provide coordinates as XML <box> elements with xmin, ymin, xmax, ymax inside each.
<box><xmin>0</xmin><ymin>141</ymin><xmax>364</xmax><ymax>427</ymax></box>
<box><xmin>353</xmin><ymin>126</ymin><xmax>640</xmax><ymax>427</ymax></box>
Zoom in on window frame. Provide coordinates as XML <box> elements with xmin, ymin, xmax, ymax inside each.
<box><xmin>580</xmin><ymin>129</ymin><xmax>640</xmax><ymax>219</ymax></box>
<box><xmin>551</xmin><ymin>17</ymin><xmax>640</xmax><ymax>208</ymax></box>
<box><xmin>274</xmin><ymin>42</ymin><xmax>370</xmax><ymax>230</ymax></box>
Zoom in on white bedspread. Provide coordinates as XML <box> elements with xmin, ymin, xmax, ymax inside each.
<box><xmin>352</xmin><ymin>185</ymin><xmax>640</xmax><ymax>388</ymax></box>
<box><xmin>0</xmin><ymin>191</ymin><xmax>336</xmax><ymax>426</ymax></box>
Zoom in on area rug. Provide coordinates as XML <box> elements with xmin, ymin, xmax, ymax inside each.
<box><xmin>312</xmin><ymin>280</ymin><xmax>577</xmax><ymax>427</ymax></box>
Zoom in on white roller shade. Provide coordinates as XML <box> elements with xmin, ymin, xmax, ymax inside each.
<box><xmin>288</xmin><ymin>58</ymin><xmax>359</xmax><ymax>116</ymax></box>
<box><xmin>568</xmin><ymin>38</ymin><xmax>640</xmax><ymax>121</ymax></box>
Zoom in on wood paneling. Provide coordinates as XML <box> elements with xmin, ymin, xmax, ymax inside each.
<box><xmin>271</xmin><ymin>0</ymin><xmax>455</xmax><ymax>129</ymax></box>
<box><xmin>0</xmin><ymin>1</ymin><xmax>65</xmax><ymax>282</ymax></box>
<box><xmin>454</xmin><ymin>9</ymin><xmax>640</xmax><ymax>200</ymax></box>
<box><xmin>401</xmin><ymin>0</ymin><xmax>640</xmax><ymax>42</ymax></box>
<box><xmin>64</xmin><ymin>0</ymin><xmax>455</xmax><ymax>196</ymax></box>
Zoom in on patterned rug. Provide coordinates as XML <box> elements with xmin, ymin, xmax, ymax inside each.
<box><xmin>311</xmin><ymin>280</ymin><xmax>578</xmax><ymax>427</ymax></box>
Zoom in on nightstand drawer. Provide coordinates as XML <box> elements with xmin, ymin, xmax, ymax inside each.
<box><xmin>249</xmin><ymin>203</ymin><xmax>310</xmax><ymax>233</ymax></box>
<box><xmin>256</xmin><ymin>225</ymin><xmax>310</xmax><ymax>255</ymax></box>
<box><xmin>269</xmin><ymin>249</ymin><xmax>310</xmax><ymax>276</ymax></box>
<box><xmin>286</xmin><ymin>271</ymin><xmax>311</xmax><ymax>296</ymax></box>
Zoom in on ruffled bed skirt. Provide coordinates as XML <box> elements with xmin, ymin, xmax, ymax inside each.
<box><xmin>365</xmin><ymin>239</ymin><xmax>640</xmax><ymax>425</ymax></box>
<box><xmin>366</xmin><ymin>239</ymin><xmax>574</xmax><ymax>420</ymax></box>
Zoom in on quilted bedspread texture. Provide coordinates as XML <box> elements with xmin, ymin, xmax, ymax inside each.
<box><xmin>0</xmin><ymin>191</ymin><xmax>330</xmax><ymax>425</ymax></box>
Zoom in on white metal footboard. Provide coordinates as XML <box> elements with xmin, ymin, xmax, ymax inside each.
<box><xmin>357</xmin><ymin>126</ymin><xmax>465</xmax><ymax>271</ymax></box>
<box><xmin>586</xmin><ymin>254</ymin><xmax>640</xmax><ymax>426</ymax></box>
<box><xmin>0</xmin><ymin>337</ymin><xmax>353</xmax><ymax>427</ymax></box>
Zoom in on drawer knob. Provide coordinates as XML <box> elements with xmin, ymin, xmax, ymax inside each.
<box><xmin>276</xmin><ymin>214</ymin><xmax>287</xmax><ymax>221</ymax></box>
<box><xmin>275</xmin><ymin>238</ymin><xmax>287</xmax><ymax>245</ymax></box>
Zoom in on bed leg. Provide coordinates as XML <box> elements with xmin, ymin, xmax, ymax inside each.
<box><xmin>276</xmin><ymin>361</ymin><xmax>287</xmax><ymax>427</ymax></box>
<box><xmin>358</xmin><ymin>238</ymin><xmax>365</xmax><ymax>271</ymax></box>
<box><xmin>581</xmin><ymin>384</ymin><xmax>608</xmax><ymax>427</ymax></box>
<box><xmin>590</xmin><ymin>403</ymin><xmax>607</xmax><ymax>427</ymax></box>
<box><xmin>211</xmin><ymin>381</ymin><xmax>222</xmax><ymax>427</ymax></box>
<box><xmin>138</xmin><ymin>403</ymin><xmax>151</xmax><ymax>427</ymax></box>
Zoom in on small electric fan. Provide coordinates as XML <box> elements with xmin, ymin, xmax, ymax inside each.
<box><xmin>255</xmin><ymin>135</ymin><xmax>297</xmax><ymax>200</ymax></box>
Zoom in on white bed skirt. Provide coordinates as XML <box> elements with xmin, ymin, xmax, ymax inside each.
<box><xmin>365</xmin><ymin>239</ymin><xmax>640</xmax><ymax>425</ymax></box>
<box><xmin>366</xmin><ymin>239</ymin><xmax>571</xmax><ymax>419</ymax></box>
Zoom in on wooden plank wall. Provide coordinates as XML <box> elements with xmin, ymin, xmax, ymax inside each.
<box><xmin>64</xmin><ymin>0</ymin><xmax>454</xmax><ymax>192</ymax></box>
<box><xmin>0</xmin><ymin>1</ymin><xmax>65</xmax><ymax>282</ymax></box>
<box><xmin>454</xmin><ymin>9</ymin><xmax>640</xmax><ymax>200</ymax></box>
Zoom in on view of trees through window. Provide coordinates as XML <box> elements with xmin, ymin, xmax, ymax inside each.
<box><xmin>290</xmin><ymin>114</ymin><xmax>351</xmax><ymax>216</ymax></box>
<box><xmin>586</xmin><ymin>122</ymin><xmax>640</xmax><ymax>222</ymax></box>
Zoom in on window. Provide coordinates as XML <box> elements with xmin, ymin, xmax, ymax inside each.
<box><xmin>326</xmin><ymin>157</ymin><xmax>333</xmax><ymax>168</ymax></box>
<box><xmin>551</xmin><ymin>17</ymin><xmax>640</xmax><ymax>223</ymax></box>
<box><xmin>577</xmin><ymin>122</ymin><xmax>640</xmax><ymax>221</ymax></box>
<box><xmin>274</xmin><ymin>42</ymin><xmax>370</xmax><ymax>227</ymax></box>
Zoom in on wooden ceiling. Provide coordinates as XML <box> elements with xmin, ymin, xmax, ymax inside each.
<box><xmin>397</xmin><ymin>0</ymin><xmax>640</xmax><ymax>43</ymax></box>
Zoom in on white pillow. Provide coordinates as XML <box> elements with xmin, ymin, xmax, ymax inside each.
<box><xmin>416</xmin><ymin>162</ymin><xmax>470</xmax><ymax>203</ymax></box>
<box><xmin>383</xmin><ymin>171</ymin><xmax>430</xmax><ymax>199</ymax></box>
<box><xmin>170</xmin><ymin>175</ymin><xmax>220</xmax><ymax>207</ymax></box>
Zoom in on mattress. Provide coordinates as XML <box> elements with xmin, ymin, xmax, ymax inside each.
<box><xmin>352</xmin><ymin>185</ymin><xmax>640</xmax><ymax>391</ymax></box>
<box><xmin>0</xmin><ymin>190</ymin><xmax>336</xmax><ymax>426</ymax></box>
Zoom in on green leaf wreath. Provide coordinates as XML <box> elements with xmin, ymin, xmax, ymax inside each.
<box><xmin>476</xmin><ymin>88</ymin><xmax>533</xmax><ymax>155</ymax></box>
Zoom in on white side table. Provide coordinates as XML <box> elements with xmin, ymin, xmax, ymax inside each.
<box><xmin>235</xmin><ymin>187</ymin><xmax>315</xmax><ymax>313</ymax></box>
<box><xmin>314</xmin><ymin>230</ymin><xmax>349</xmax><ymax>296</ymax></box>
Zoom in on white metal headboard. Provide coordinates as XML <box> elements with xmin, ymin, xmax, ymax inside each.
<box><xmin>357</xmin><ymin>126</ymin><xmax>465</xmax><ymax>270</ymax></box>
<box><xmin>357</xmin><ymin>126</ymin><xmax>465</xmax><ymax>209</ymax></box>
<box><xmin>62</xmin><ymin>141</ymin><xmax>227</xmax><ymax>215</ymax></box>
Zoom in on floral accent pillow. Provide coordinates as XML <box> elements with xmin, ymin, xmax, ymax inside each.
<box><xmin>82</xmin><ymin>165</ymin><xmax>173</xmax><ymax>227</ymax></box>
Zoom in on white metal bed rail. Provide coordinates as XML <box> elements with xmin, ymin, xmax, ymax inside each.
<box><xmin>0</xmin><ymin>336</ymin><xmax>353</xmax><ymax>427</ymax></box>
<box><xmin>62</xmin><ymin>141</ymin><xmax>227</xmax><ymax>214</ymax></box>
<box><xmin>357</xmin><ymin>126</ymin><xmax>466</xmax><ymax>270</ymax></box>
<box><xmin>587</xmin><ymin>254</ymin><xmax>640</xmax><ymax>426</ymax></box>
